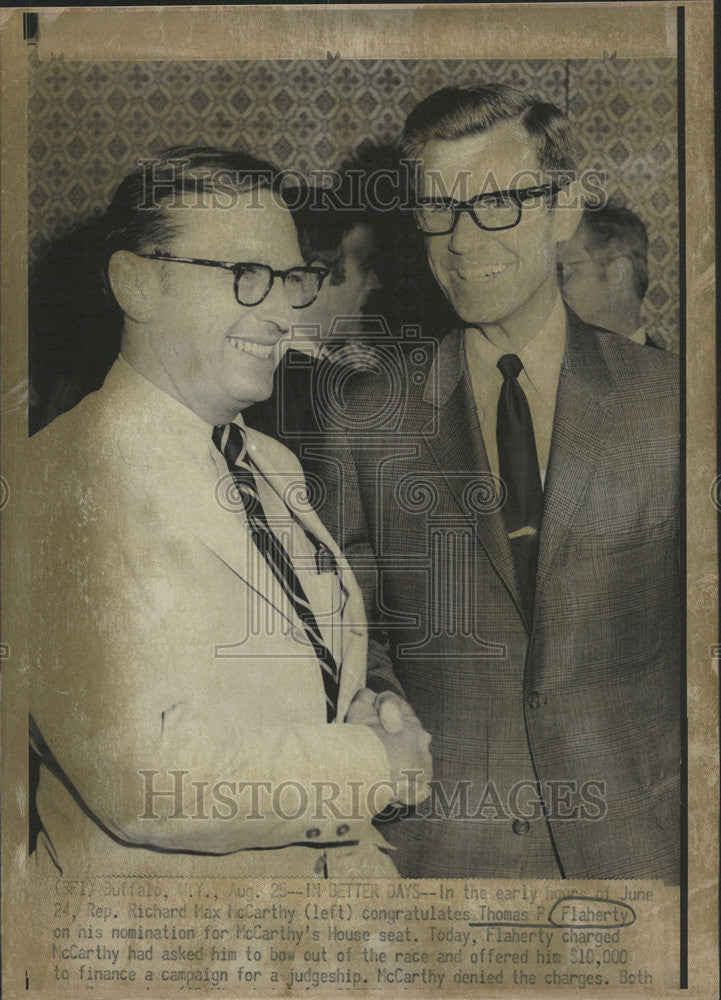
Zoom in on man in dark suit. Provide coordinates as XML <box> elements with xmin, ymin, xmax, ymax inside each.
<box><xmin>558</xmin><ymin>203</ymin><xmax>664</xmax><ymax>348</ymax></box>
<box><xmin>317</xmin><ymin>84</ymin><xmax>681</xmax><ymax>881</ymax></box>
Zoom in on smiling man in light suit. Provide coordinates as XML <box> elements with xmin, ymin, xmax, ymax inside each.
<box><xmin>318</xmin><ymin>85</ymin><xmax>680</xmax><ymax>881</ymax></box>
<box><xmin>21</xmin><ymin>146</ymin><xmax>431</xmax><ymax>878</ymax></box>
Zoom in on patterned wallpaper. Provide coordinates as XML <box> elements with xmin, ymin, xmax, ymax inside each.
<box><xmin>28</xmin><ymin>53</ymin><xmax>678</xmax><ymax>347</ymax></box>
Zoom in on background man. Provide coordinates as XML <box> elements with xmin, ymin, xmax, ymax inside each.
<box><xmin>558</xmin><ymin>203</ymin><xmax>663</xmax><ymax>347</ymax></box>
<box><xmin>20</xmin><ymin>147</ymin><xmax>431</xmax><ymax>878</ymax></box>
<box><xmin>318</xmin><ymin>85</ymin><xmax>680</xmax><ymax>880</ymax></box>
<box><xmin>288</xmin><ymin>186</ymin><xmax>382</xmax><ymax>357</ymax></box>
<box><xmin>244</xmin><ymin>180</ymin><xmax>382</xmax><ymax>491</ymax></box>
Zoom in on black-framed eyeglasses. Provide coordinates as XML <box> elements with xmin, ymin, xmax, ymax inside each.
<box><xmin>135</xmin><ymin>253</ymin><xmax>329</xmax><ymax>308</ymax></box>
<box><xmin>414</xmin><ymin>181</ymin><xmax>570</xmax><ymax>236</ymax></box>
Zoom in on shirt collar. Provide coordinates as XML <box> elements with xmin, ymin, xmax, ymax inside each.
<box><xmin>466</xmin><ymin>293</ymin><xmax>567</xmax><ymax>400</ymax></box>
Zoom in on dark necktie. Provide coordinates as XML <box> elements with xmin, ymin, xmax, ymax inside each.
<box><xmin>496</xmin><ymin>354</ymin><xmax>544</xmax><ymax>624</ymax></box>
<box><xmin>212</xmin><ymin>423</ymin><xmax>340</xmax><ymax>721</ymax></box>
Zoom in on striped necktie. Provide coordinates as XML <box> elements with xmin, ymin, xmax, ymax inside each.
<box><xmin>212</xmin><ymin>422</ymin><xmax>340</xmax><ymax>721</ymax></box>
<box><xmin>496</xmin><ymin>354</ymin><xmax>544</xmax><ymax>625</ymax></box>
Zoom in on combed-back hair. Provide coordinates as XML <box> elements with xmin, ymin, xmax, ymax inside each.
<box><xmin>103</xmin><ymin>145</ymin><xmax>280</xmax><ymax>262</ymax></box>
<box><xmin>402</xmin><ymin>83</ymin><xmax>579</xmax><ymax>174</ymax></box>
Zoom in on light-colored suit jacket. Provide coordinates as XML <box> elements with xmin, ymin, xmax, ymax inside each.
<box><xmin>317</xmin><ymin>309</ymin><xmax>681</xmax><ymax>881</ymax></box>
<box><xmin>18</xmin><ymin>358</ymin><xmax>396</xmax><ymax>877</ymax></box>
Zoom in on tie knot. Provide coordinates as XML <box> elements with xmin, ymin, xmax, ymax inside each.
<box><xmin>497</xmin><ymin>354</ymin><xmax>523</xmax><ymax>380</ymax></box>
<box><xmin>212</xmin><ymin>422</ymin><xmax>247</xmax><ymax>466</ymax></box>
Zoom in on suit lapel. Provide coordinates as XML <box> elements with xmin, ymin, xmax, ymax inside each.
<box><xmin>103</xmin><ymin>357</ymin><xmax>365</xmax><ymax>719</ymax></box>
<box><xmin>251</xmin><ymin>432</ymin><xmax>368</xmax><ymax>712</ymax></box>
<box><xmin>420</xmin><ymin>331</ymin><xmax>524</xmax><ymax>619</ymax></box>
<box><xmin>144</xmin><ymin>430</ymin><xmax>365</xmax><ymax>716</ymax></box>
<box><xmin>534</xmin><ymin>312</ymin><xmax>616</xmax><ymax>612</ymax></box>
<box><xmin>139</xmin><ymin>449</ymin><xmax>303</xmax><ymax>631</ymax></box>
<box><xmin>106</xmin><ymin>365</ymin><xmax>302</xmax><ymax>632</ymax></box>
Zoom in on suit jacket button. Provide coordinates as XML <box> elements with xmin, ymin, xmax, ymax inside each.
<box><xmin>512</xmin><ymin>819</ymin><xmax>531</xmax><ymax>836</ymax></box>
<box><xmin>336</xmin><ymin>823</ymin><xmax>350</xmax><ymax>837</ymax></box>
<box><xmin>527</xmin><ymin>691</ymin><xmax>542</xmax><ymax>709</ymax></box>
<box><xmin>315</xmin><ymin>545</ymin><xmax>338</xmax><ymax>573</ymax></box>
<box><xmin>306</xmin><ymin>828</ymin><xmax>321</xmax><ymax>840</ymax></box>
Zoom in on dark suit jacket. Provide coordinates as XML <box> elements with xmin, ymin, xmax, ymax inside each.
<box><xmin>317</xmin><ymin>308</ymin><xmax>681</xmax><ymax>881</ymax></box>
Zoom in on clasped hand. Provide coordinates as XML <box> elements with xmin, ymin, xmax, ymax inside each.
<box><xmin>346</xmin><ymin>689</ymin><xmax>432</xmax><ymax>805</ymax></box>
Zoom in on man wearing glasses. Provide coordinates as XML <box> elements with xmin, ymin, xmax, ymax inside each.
<box><xmin>22</xmin><ymin>146</ymin><xmax>431</xmax><ymax>878</ymax></box>
<box><xmin>319</xmin><ymin>85</ymin><xmax>680</xmax><ymax>880</ymax></box>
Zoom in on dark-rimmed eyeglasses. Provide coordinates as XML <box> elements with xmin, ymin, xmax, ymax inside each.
<box><xmin>414</xmin><ymin>181</ymin><xmax>570</xmax><ymax>236</ymax></box>
<box><xmin>135</xmin><ymin>253</ymin><xmax>329</xmax><ymax>308</ymax></box>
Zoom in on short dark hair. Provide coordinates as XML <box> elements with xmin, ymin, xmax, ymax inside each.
<box><xmin>402</xmin><ymin>83</ymin><xmax>579</xmax><ymax>174</ymax></box>
<box><xmin>289</xmin><ymin>140</ymin><xmax>395</xmax><ymax>285</ymax></box>
<box><xmin>103</xmin><ymin>145</ymin><xmax>280</xmax><ymax>263</ymax></box>
<box><xmin>291</xmin><ymin>195</ymin><xmax>369</xmax><ymax>286</ymax></box>
<box><xmin>579</xmin><ymin>204</ymin><xmax>649</xmax><ymax>301</ymax></box>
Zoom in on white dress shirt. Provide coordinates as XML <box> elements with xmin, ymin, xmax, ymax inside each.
<box><xmin>464</xmin><ymin>294</ymin><xmax>567</xmax><ymax>488</ymax></box>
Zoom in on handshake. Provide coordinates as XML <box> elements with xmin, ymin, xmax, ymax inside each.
<box><xmin>346</xmin><ymin>689</ymin><xmax>433</xmax><ymax>805</ymax></box>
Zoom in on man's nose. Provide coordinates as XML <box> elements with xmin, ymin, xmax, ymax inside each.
<box><xmin>447</xmin><ymin>209</ymin><xmax>495</xmax><ymax>255</ymax></box>
<box><xmin>254</xmin><ymin>276</ymin><xmax>294</xmax><ymax>334</ymax></box>
<box><xmin>366</xmin><ymin>268</ymin><xmax>382</xmax><ymax>293</ymax></box>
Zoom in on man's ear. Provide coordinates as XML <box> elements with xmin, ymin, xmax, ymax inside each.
<box><xmin>551</xmin><ymin>179</ymin><xmax>584</xmax><ymax>244</ymax></box>
<box><xmin>604</xmin><ymin>256</ymin><xmax>630</xmax><ymax>288</ymax></box>
<box><xmin>107</xmin><ymin>251</ymin><xmax>154</xmax><ymax>322</ymax></box>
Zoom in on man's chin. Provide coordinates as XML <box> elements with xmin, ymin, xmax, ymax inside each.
<box><xmin>245</xmin><ymin>381</ymin><xmax>276</xmax><ymax>407</ymax></box>
<box><xmin>455</xmin><ymin>308</ymin><xmax>499</xmax><ymax>328</ymax></box>
<box><xmin>227</xmin><ymin>375</ymin><xmax>275</xmax><ymax>413</ymax></box>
